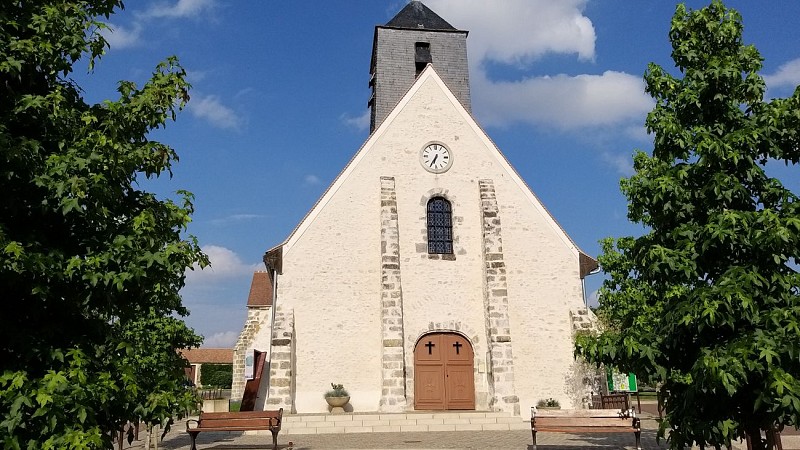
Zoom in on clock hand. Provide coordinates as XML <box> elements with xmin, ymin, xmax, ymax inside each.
<box><xmin>431</xmin><ymin>154</ymin><xmax>438</xmax><ymax>166</ymax></box>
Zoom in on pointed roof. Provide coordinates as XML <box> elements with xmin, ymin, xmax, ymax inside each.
<box><xmin>246</xmin><ymin>271</ymin><xmax>272</xmax><ymax>307</ymax></box>
<box><xmin>384</xmin><ymin>1</ymin><xmax>458</xmax><ymax>31</ymax></box>
<box><xmin>265</xmin><ymin>65</ymin><xmax>598</xmax><ymax>278</ymax></box>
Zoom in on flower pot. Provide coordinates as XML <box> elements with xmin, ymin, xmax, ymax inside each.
<box><xmin>325</xmin><ymin>396</ymin><xmax>350</xmax><ymax>413</ymax></box>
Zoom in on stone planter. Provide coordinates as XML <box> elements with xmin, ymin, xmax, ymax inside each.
<box><xmin>202</xmin><ymin>398</ymin><xmax>230</xmax><ymax>413</ymax></box>
<box><xmin>325</xmin><ymin>396</ymin><xmax>350</xmax><ymax>414</ymax></box>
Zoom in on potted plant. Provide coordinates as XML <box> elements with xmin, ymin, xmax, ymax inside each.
<box><xmin>536</xmin><ymin>398</ymin><xmax>561</xmax><ymax>410</ymax></box>
<box><xmin>324</xmin><ymin>383</ymin><xmax>350</xmax><ymax>413</ymax></box>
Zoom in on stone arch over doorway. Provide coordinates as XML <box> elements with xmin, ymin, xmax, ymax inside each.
<box><xmin>406</xmin><ymin>321</ymin><xmax>483</xmax><ymax>410</ymax></box>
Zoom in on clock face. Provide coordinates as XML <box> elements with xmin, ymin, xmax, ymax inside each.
<box><xmin>420</xmin><ymin>143</ymin><xmax>452</xmax><ymax>173</ymax></box>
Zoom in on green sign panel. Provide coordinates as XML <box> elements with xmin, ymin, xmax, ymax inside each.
<box><xmin>607</xmin><ymin>370</ymin><xmax>638</xmax><ymax>392</ymax></box>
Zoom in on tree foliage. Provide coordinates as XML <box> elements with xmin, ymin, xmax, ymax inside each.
<box><xmin>200</xmin><ymin>364</ymin><xmax>234</xmax><ymax>389</ymax></box>
<box><xmin>575</xmin><ymin>2</ymin><xmax>800</xmax><ymax>449</ymax></box>
<box><xmin>0</xmin><ymin>1</ymin><xmax>207</xmax><ymax>448</ymax></box>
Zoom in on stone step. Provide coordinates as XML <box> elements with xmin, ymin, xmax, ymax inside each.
<box><xmin>257</xmin><ymin>411</ymin><xmax>530</xmax><ymax>436</ymax></box>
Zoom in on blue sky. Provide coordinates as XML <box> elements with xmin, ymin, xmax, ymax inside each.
<box><xmin>76</xmin><ymin>1</ymin><xmax>800</xmax><ymax>347</ymax></box>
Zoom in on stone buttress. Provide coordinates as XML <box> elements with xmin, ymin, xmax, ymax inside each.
<box><xmin>379</xmin><ymin>176</ymin><xmax>408</xmax><ymax>411</ymax></box>
<box><xmin>231</xmin><ymin>306</ymin><xmax>271</xmax><ymax>401</ymax></box>
<box><xmin>479</xmin><ymin>179</ymin><xmax>520</xmax><ymax>415</ymax></box>
<box><xmin>266</xmin><ymin>307</ymin><xmax>295</xmax><ymax>413</ymax></box>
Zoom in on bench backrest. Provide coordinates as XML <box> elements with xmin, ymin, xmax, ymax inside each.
<box><xmin>534</xmin><ymin>416</ymin><xmax>633</xmax><ymax>428</ymax></box>
<box><xmin>199</xmin><ymin>409</ymin><xmax>283</xmax><ymax>429</ymax></box>
<box><xmin>532</xmin><ymin>408</ymin><xmax>627</xmax><ymax>418</ymax></box>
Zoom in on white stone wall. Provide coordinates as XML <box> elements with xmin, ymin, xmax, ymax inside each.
<box><xmin>276</xmin><ymin>175</ymin><xmax>383</xmax><ymax>413</ymax></box>
<box><xmin>232</xmin><ymin>306</ymin><xmax>272</xmax><ymax>401</ymax></box>
<box><xmin>271</xmin><ymin>70</ymin><xmax>586</xmax><ymax>415</ymax></box>
<box><xmin>499</xmin><ymin>177</ymin><xmax>586</xmax><ymax>415</ymax></box>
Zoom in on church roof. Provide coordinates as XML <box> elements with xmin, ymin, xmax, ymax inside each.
<box><xmin>265</xmin><ymin>66</ymin><xmax>598</xmax><ymax>278</ymax></box>
<box><xmin>384</xmin><ymin>1</ymin><xmax>458</xmax><ymax>31</ymax></box>
<box><xmin>180</xmin><ymin>348</ymin><xmax>234</xmax><ymax>364</ymax></box>
<box><xmin>246</xmin><ymin>271</ymin><xmax>272</xmax><ymax>307</ymax></box>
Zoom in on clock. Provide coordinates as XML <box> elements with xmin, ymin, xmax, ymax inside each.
<box><xmin>420</xmin><ymin>143</ymin><xmax>452</xmax><ymax>173</ymax></box>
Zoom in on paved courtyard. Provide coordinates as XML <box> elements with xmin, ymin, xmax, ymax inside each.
<box><xmin>119</xmin><ymin>416</ymin><xmax>800</xmax><ymax>450</ymax></box>
<box><xmin>116</xmin><ymin>400</ymin><xmax>799</xmax><ymax>450</ymax></box>
<box><xmin>129</xmin><ymin>419</ymin><xmax>668</xmax><ymax>449</ymax></box>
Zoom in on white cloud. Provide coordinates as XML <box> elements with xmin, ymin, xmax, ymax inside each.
<box><xmin>602</xmin><ymin>151</ymin><xmax>635</xmax><ymax>177</ymax></box>
<box><xmin>185</xmin><ymin>245</ymin><xmax>261</xmax><ymax>282</ymax></box>
<box><xmin>473</xmin><ymin>70</ymin><xmax>652</xmax><ymax>130</ymax></box>
<box><xmin>100</xmin><ymin>22</ymin><xmax>143</xmax><ymax>49</ymax></box>
<box><xmin>201</xmin><ymin>331</ymin><xmax>239</xmax><ymax>348</ymax></box>
<box><xmin>587</xmin><ymin>289</ymin><xmax>600</xmax><ymax>308</ymax></box>
<box><xmin>208</xmin><ymin>214</ymin><xmax>266</xmax><ymax>226</ymax></box>
<box><xmin>234</xmin><ymin>87</ymin><xmax>256</xmax><ymax>100</ymax></box>
<box><xmin>187</xmin><ymin>94</ymin><xmax>242</xmax><ymax>130</ymax></box>
<box><xmin>428</xmin><ymin>0</ymin><xmax>595</xmax><ymax>64</ymax></box>
<box><xmin>98</xmin><ymin>1</ymin><xmax>218</xmax><ymax>52</ymax></box>
<box><xmin>180</xmin><ymin>297</ymin><xmax>248</xmax><ymax>348</ymax></box>
<box><xmin>624</xmin><ymin>125</ymin><xmax>652</xmax><ymax>143</ymax></box>
<box><xmin>763</xmin><ymin>58</ymin><xmax>800</xmax><ymax>90</ymax></box>
<box><xmin>186</xmin><ymin>69</ymin><xmax>209</xmax><ymax>84</ymax></box>
<box><xmin>145</xmin><ymin>0</ymin><xmax>217</xmax><ymax>18</ymax></box>
<box><xmin>304</xmin><ymin>174</ymin><xmax>322</xmax><ymax>186</ymax></box>
<box><xmin>425</xmin><ymin>0</ymin><xmax>652</xmax><ymax>130</ymax></box>
<box><xmin>180</xmin><ymin>246</ymin><xmax>256</xmax><ymax>348</ymax></box>
<box><xmin>341</xmin><ymin>110</ymin><xmax>370</xmax><ymax>131</ymax></box>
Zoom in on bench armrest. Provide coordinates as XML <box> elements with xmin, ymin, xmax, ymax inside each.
<box><xmin>186</xmin><ymin>419</ymin><xmax>199</xmax><ymax>431</ymax></box>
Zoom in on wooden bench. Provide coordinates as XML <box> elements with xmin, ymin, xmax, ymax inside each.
<box><xmin>530</xmin><ymin>408</ymin><xmax>641</xmax><ymax>450</ymax></box>
<box><xmin>186</xmin><ymin>408</ymin><xmax>283</xmax><ymax>450</ymax></box>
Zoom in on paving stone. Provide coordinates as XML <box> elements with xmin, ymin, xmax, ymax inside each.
<box><xmin>117</xmin><ymin>416</ymin><xmax>799</xmax><ymax>450</ymax></box>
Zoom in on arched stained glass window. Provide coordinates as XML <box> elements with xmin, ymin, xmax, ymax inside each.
<box><xmin>427</xmin><ymin>197</ymin><xmax>453</xmax><ymax>254</ymax></box>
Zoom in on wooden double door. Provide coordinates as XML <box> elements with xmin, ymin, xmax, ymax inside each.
<box><xmin>414</xmin><ymin>333</ymin><xmax>475</xmax><ymax>410</ymax></box>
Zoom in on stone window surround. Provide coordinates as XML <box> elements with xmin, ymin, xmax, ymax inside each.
<box><xmin>426</xmin><ymin>196</ymin><xmax>453</xmax><ymax>255</ymax></box>
<box><xmin>419</xmin><ymin>188</ymin><xmax>459</xmax><ymax>261</ymax></box>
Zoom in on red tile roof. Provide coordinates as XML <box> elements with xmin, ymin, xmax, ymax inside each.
<box><xmin>181</xmin><ymin>348</ymin><xmax>234</xmax><ymax>364</ymax></box>
<box><xmin>247</xmin><ymin>271</ymin><xmax>272</xmax><ymax>307</ymax></box>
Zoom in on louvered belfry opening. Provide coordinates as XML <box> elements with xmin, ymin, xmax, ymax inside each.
<box><xmin>415</xmin><ymin>42</ymin><xmax>431</xmax><ymax>76</ymax></box>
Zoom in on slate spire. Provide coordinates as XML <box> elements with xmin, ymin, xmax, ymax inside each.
<box><xmin>385</xmin><ymin>1</ymin><xmax>457</xmax><ymax>31</ymax></box>
<box><xmin>369</xmin><ymin>1</ymin><xmax>470</xmax><ymax>133</ymax></box>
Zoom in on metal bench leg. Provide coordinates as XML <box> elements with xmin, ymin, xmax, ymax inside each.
<box><xmin>188</xmin><ymin>431</ymin><xmax>199</xmax><ymax>450</ymax></box>
<box><xmin>531</xmin><ymin>429</ymin><xmax>537</xmax><ymax>450</ymax></box>
<box><xmin>271</xmin><ymin>429</ymin><xmax>279</xmax><ymax>450</ymax></box>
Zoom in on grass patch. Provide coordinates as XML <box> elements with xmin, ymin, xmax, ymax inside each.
<box><xmin>229</xmin><ymin>401</ymin><xmax>241</xmax><ymax>412</ymax></box>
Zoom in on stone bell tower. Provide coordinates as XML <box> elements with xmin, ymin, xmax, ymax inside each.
<box><xmin>369</xmin><ymin>0</ymin><xmax>471</xmax><ymax>133</ymax></box>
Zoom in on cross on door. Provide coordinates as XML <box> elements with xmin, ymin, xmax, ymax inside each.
<box><xmin>453</xmin><ymin>341</ymin><xmax>462</xmax><ymax>355</ymax></box>
<box><xmin>425</xmin><ymin>341</ymin><xmax>435</xmax><ymax>355</ymax></box>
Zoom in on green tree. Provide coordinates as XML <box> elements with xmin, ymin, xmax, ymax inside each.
<box><xmin>575</xmin><ymin>2</ymin><xmax>800</xmax><ymax>449</ymax></box>
<box><xmin>0</xmin><ymin>1</ymin><xmax>207</xmax><ymax>448</ymax></box>
<box><xmin>200</xmin><ymin>364</ymin><xmax>234</xmax><ymax>389</ymax></box>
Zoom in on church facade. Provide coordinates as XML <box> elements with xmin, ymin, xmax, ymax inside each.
<box><xmin>233</xmin><ymin>1</ymin><xmax>599</xmax><ymax>418</ymax></box>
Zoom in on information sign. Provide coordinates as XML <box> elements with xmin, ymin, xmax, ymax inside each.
<box><xmin>607</xmin><ymin>370</ymin><xmax>638</xmax><ymax>392</ymax></box>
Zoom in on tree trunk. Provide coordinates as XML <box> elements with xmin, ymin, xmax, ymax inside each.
<box><xmin>766</xmin><ymin>426</ymin><xmax>783</xmax><ymax>450</ymax></box>
<box><xmin>746</xmin><ymin>426</ymin><xmax>768</xmax><ymax>450</ymax></box>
